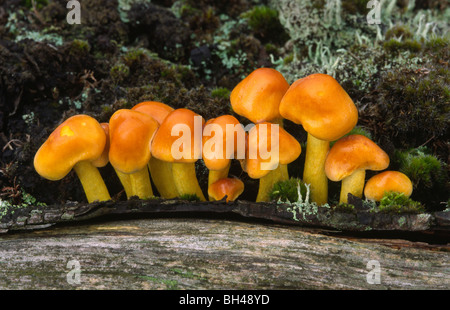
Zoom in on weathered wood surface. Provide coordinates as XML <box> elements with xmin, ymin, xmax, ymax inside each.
<box><xmin>0</xmin><ymin>216</ymin><xmax>448</xmax><ymax>290</ymax></box>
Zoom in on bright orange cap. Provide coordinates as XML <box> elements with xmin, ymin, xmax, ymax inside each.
<box><xmin>364</xmin><ymin>171</ymin><xmax>413</xmax><ymax>201</ymax></box>
<box><xmin>34</xmin><ymin>114</ymin><xmax>106</xmax><ymax>180</ymax></box>
<box><xmin>244</xmin><ymin>122</ymin><xmax>301</xmax><ymax>179</ymax></box>
<box><xmin>202</xmin><ymin>115</ymin><xmax>246</xmax><ymax>171</ymax></box>
<box><xmin>151</xmin><ymin>108</ymin><xmax>205</xmax><ymax>163</ymax></box>
<box><xmin>208</xmin><ymin>177</ymin><xmax>245</xmax><ymax>202</ymax></box>
<box><xmin>279</xmin><ymin>73</ymin><xmax>358</xmax><ymax>141</ymax></box>
<box><xmin>325</xmin><ymin>135</ymin><xmax>389</xmax><ymax>182</ymax></box>
<box><xmin>109</xmin><ymin>109</ymin><xmax>159</xmax><ymax>174</ymax></box>
<box><xmin>131</xmin><ymin>101</ymin><xmax>174</xmax><ymax>125</ymax></box>
<box><xmin>92</xmin><ymin>122</ymin><xmax>110</xmax><ymax>168</ymax></box>
<box><xmin>230</xmin><ymin>68</ymin><xmax>290</xmax><ymax>123</ymax></box>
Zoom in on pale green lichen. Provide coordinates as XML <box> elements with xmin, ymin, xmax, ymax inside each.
<box><xmin>284</xmin><ymin>182</ymin><xmax>330</xmax><ymax>222</ymax></box>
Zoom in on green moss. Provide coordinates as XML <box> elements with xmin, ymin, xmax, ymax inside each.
<box><xmin>23</xmin><ymin>0</ymin><xmax>48</xmax><ymax>9</ymax></box>
<box><xmin>241</xmin><ymin>5</ymin><xmax>288</xmax><ymax>44</ymax></box>
<box><xmin>68</xmin><ymin>39</ymin><xmax>91</xmax><ymax>57</ymax></box>
<box><xmin>269</xmin><ymin>178</ymin><xmax>309</xmax><ymax>203</ymax></box>
<box><xmin>179</xmin><ymin>194</ymin><xmax>201</xmax><ymax>202</ymax></box>
<box><xmin>334</xmin><ymin>203</ymin><xmax>356</xmax><ymax>213</ymax></box>
<box><xmin>393</xmin><ymin>147</ymin><xmax>448</xmax><ymax>210</ymax></box>
<box><xmin>210</xmin><ymin>87</ymin><xmax>230</xmax><ymax>99</ymax></box>
<box><xmin>383</xmin><ymin>38</ymin><xmax>422</xmax><ymax>54</ymax></box>
<box><xmin>110</xmin><ymin>63</ymin><xmax>130</xmax><ymax>84</ymax></box>
<box><xmin>378</xmin><ymin>192</ymin><xmax>425</xmax><ymax>214</ymax></box>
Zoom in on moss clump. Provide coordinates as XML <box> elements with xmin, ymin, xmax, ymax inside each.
<box><xmin>269</xmin><ymin>178</ymin><xmax>309</xmax><ymax>203</ymax></box>
<box><xmin>179</xmin><ymin>194</ymin><xmax>201</xmax><ymax>202</ymax></box>
<box><xmin>377</xmin><ymin>192</ymin><xmax>425</xmax><ymax>214</ymax></box>
<box><xmin>210</xmin><ymin>87</ymin><xmax>230</xmax><ymax>99</ymax></box>
<box><xmin>110</xmin><ymin>63</ymin><xmax>130</xmax><ymax>84</ymax></box>
<box><xmin>383</xmin><ymin>38</ymin><xmax>422</xmax><ymax>54</ymax></box>
<box><xmin>393</xmin><ymin>147</ymin><xmax>448</xmax><ymax>210</ymax></box>
<box><xmin>334</xmin><ymin>202</ymin><xmax>356</xmax><ymax>213</ymax></box>
<box><xmin>241</xmin><ymin>5</ymin><xmax>288</xmax><ymax>44</ymax></box>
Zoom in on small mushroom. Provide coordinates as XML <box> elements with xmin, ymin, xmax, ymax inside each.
<box><xmin>279</xmin><ymin>73</ymin><xmax>358</xmax><ymax>205</ymax></box>
<box><xmin>132</xmin><ymin>101</ymin><xmax>178</xmax><ymax>199</ymax></box>
<box><xmin>109</xmin><ymin>109</ymin><xmax>159</xmax><ymax>199</ymax></box>
<box><xmin>325</xmin><ymin>135</ymin><xmax>390</xmax><ymax>203</ymax></box>
<box><xmin>208</xmin><ymin>177</ymin><xmax>245</xmax><ymax>203</ymax></box>
<box><xmin>34</xmin><ymin>114</ymin><xmax>111</xmax><ymax>203</ymax></box>
<box><xmin>202</xmin><ymin>115</ymin><xmax>246</xmax><ymax>199</ymax></box>
<box><xmin>244</xmin><ymin>122</ymin><xmax>301</xmax><ymax>202</ymax></box>
<box><xmin>151</xmin><ymin>108</ymin><xmax>206</xmax><ymax>201</ymax></box>
<box><xmin>364</xmin><ymin>171</ymin><xmax>413</xmax><ymax>201</ymax></box>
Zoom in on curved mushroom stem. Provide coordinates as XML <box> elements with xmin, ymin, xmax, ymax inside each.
<box><xmin>114</xmin><ymin>169</ymin><xmax>133</xmax><ymax>199</ymax></box>
<box><xmin>172</xmin><ymin>162</ymin><xmax>206</xmax><ymax>201</ymax></box>
<box><xmin>255</xmin><ymin>164</ymin><xmax>289</xmax><ymax>202</ymax></box>
<box><xmin>73</xmin><ymin>161</ymin><xmax>111</xmax><ymax>203</ymax></box>
<box><xmin>207</xmin><ymin>162</ymin><xmax>231</xmax><ymax>200</ymax></box>
<box><xmin>129</xmin><ymin>167</ymin><xmax>153</xmax><ymax>199</ymax></box>
<box><xmin>340</xmin><ymin>169</ymin><xmax>365</xmax><ymax>204</ymax></box>
<box><xmin>148</xmin><ymin>157</ymin><xmax>179</xmax><ymax>199</ymax></box>
<box><xmin>303</xmin><ymin>133</ymin><xmax>329</xmax><ymax>205</ymax></box>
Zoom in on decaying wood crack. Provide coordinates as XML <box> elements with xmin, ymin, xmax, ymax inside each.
<box><xmin>1</xmin><ymin>196</ymin><xmax>449</xmax><ymax>237</ymax></box>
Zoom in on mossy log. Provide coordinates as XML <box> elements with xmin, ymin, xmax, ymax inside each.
<box><xmin>0</xmin><ymin>217</ymin><xmax>448</xmax><ymax>290</ymax></box>
<box><xmin>1</xmin><ymin>197</ymin><xmax>449</xmax><ymax>234</ymax></box>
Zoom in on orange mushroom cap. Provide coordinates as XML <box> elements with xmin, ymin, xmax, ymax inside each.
<box><xmin>230</xmin><ymin>68</ymin><xmax>290</xmax><ymax>123</ymax></box>
<box><xmin>109</xmin><ymin>109</ymin><xmax>159</xmax><ymax>174</ymax></box>
<box><xmin>279</xmin><ymin>73</ymin><xmax>358</xmax><ymax>141</ymax></box>
<box><xmin>91</xmin><ymin>122</ymin><xmax>110</xmax><ymax>168</ymax></box>
<box><xmin>151</xmin><ymin>108</ymin><xmax>205</xmax><ymax>163</ymax></box>
<box><xmin>364</xmin><ymin>171</ymin><xmax>413</xmax><ymax>201</ymax></box>
<box><xmin>244</xmin><ymin>122</ymin><xmax>301</xmax><ymax>179</ymax></box>
<box><xmin>208</xmin><ymin>177</ymin><xmax>245</xmax><ymax>202</ymax></box>
<box><xmin>325</xmin><ymin>135</ymin><xmax>390</xmax><ymax>182</ymax></box>
<box><xmin>131</xmin><ymin>101</ymin><xmax>174</xmax><ymax>125</ymax></box>
<box><xmin>202</xmin><ymin>115</ymin><xmax>246</xmax><ymax>171</ymax></box>
<box><xmin>34</xmin><ymin>114</ymin><xmax>106</xmax><ymax>181</ymax></box>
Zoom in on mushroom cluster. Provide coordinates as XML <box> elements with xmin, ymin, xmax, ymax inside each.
<box><xmin>34</xmin><ymin>68</ymin><xmax>413</xmax><ymax>206</ymax></box>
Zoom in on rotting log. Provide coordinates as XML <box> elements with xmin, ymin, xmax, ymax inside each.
<box><xmin>1</xmin><ymin>197</ymin><xmax>449</xmax><ymax>234</ymax></box>
<box><xmin>0</xmin><ymin>217</ymin><xmax>448</xmax><ymax>290</ymax></box>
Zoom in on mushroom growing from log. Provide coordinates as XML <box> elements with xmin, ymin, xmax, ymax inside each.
<box><xmin>109</xmin><ymin>109</ymin><xmax>159</xmax><ymax>199</ymax></box>
<box><xmin>324</xmin><ymin>134</ymin><xmax>390</xmax><ymax>203</ymax></box>
<box><xmin>208</xmin><ymin>177</ymin><xmax>245</xmax><ymax>202</ymax></box>
<box><xmin>244</xmin><ymin>122</ymin><xmax>301</xmax><ymax>202</ymax></box>
<box><xmin>279</xmin><ymin>73</ymin><xmax>358</xmax><ymax>205</ymax></box>
<box><xmin>132</xmin><ymin>101</ymin><xmax>178</xmax><ymax>199</ymax></box>
<box><xmin>230</xmin><ymin>67</ymin><xmax>293</xmax><ymax>200</ymax></box>
<box><xmin>34</xmin><ymin>114</ymin><xmax>111</xmax><ymax>203</ymax></box>
<box><xmin>364</xmin><ymin>171</ymin><xmax>413</xmax><ymax>201</ymax></box>
<box><xmin>202</xmin><ymin>115</ymin><xmax>246</xmax><ymax>198</ymax></box>
<box><xmin>151</xmin><ymin>108</ymin><xmax>206</xmax><ymax>201</ymax></box>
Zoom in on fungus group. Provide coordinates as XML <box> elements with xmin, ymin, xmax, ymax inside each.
<box><xmin>34</xmin><ymin>68</ymin><xmax>414</xmax><ymax>207</ymax></box>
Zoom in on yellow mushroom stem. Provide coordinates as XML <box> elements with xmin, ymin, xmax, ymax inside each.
<box><xmin>208</xmin><ymin>161</ymin><xmax>231</xmax><ymax>187</ymax></box>
<box><xmin>303</xmin><ymin>133</ymin><xmax>329</xmax><ymax>205</ymax></box>
<box><xmin>114</xmin><ymin>169</ymin><xmax>133</xmax><ymax>199</ymax></box>
<box><xmin>172</xmin><ymin>162</ymin><xmax>206</xmax><ymax>201</ymax></box>
<box><xmin>129</xmin><ymin>167</ymin><xmax>153</xmax><ymax>199</ymax></box>
<box><xmin>114</xmin><ymin>167</ymin><xmax>153</xmax><ymax>199</ymax></box>
<box><xmin>148</xmin><ymin>157</ymin><xmax>179</xmax><ymax>199</ymax></box>
<box><xmin>340</xmin><ymin>169</ymin><xmax>365</xmax><ymax>204</ymax></box>
<box><xmin>255</xmin><ymin>163</ymin><xmax>288</xmax><ymax>202</ymax></box>
<box><xmin>73</xmin><ymin>161</ymin><xmax>111</xmax><ymax>203</ymax></box>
